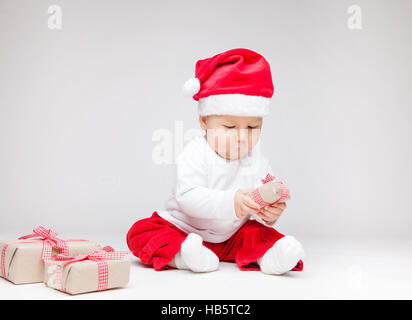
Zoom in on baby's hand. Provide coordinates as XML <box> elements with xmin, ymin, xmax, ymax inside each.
<box><xmin>257</xmin><ymin>202</ymin><xmax>287</xmax><ymax>225</ymax></box>
<box><xmin>234</xmin><ymin>189</ymin><xmax>261</xmax><ymax>219</ymax></box>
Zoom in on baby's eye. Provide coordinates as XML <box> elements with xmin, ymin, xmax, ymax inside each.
<box><xmin>224</xmin><ymin>125</ymin><xmax>236</xmax><ymax>129</ymax></box>
<box><xmin>248</xmin><ymin>126</ymin><xmax>258</xmax><ymax>129</ymax></box>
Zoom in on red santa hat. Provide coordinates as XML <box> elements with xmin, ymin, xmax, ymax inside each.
<box><xmin>183</xmin><ymin>48</ymin><xmax>274</xmax><ymax>117</ymax></box>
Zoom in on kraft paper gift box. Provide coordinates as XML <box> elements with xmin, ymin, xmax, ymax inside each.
<box><xmin>0</xmin><ymin>226</ymin><xmax>100</xmax><ymax>284</ymax></box>
<box><xmin>248</xmin><ymin>173</ymin><xmax>290</xmax><ymax>207</ymax></box>
<box><xmin>44</xmin><ymin>246</ymin><xmax>131</xmax><ymax>295</ymax></box>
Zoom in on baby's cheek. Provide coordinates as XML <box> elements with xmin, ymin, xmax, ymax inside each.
<box><xmin>249</xmin><ymin>129</ymin><xmax>261</xmax><ymax>147</ymax></box>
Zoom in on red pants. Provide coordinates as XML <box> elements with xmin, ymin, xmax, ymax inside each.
<box><xmin>126</xmin><ymin>211</ymin><xmax>303</xmax><ymax>272</ymax></box>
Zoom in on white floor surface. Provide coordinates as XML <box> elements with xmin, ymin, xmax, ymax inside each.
<box><xmin>1</xmin><ymin>234</ymin><xmax>411</xmax><ymax>300</ymax></box>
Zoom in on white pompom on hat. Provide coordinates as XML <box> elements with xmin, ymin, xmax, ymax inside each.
<box><xmin>182</xmin><ymin>77</ymin><xmax>201</xmax><ymax>97</ymax></box>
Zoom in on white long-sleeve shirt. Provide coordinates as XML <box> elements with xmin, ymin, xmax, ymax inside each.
<box><xmin>156</xmin><ymin>135</ymin><xmax>276</xmax><ymax>243</ymax></box>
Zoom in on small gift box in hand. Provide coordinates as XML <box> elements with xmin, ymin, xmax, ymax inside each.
<box><xmin>44</xmin><ymin>246</ymin><xmax>131</xmax><ymax>295</ymax></box>
<box><xmin>0</xmin><ymin>226</ymin><xmax>100</xmax><ymax>284</ymax></box>
<box><xmin>248</xmin><ymin>173</ymin><xmax>290</xmax><ymax>207</ymax></box>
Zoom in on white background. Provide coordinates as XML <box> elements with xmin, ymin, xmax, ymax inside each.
<box><xmin>1</xmin><ymin>0</ymin><xmax>411</xmax><ymax>299</ymax></box>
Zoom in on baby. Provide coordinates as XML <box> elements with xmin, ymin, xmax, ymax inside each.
<box><xmin>127</xmin><ymin>48</ymin><xmax>304</xmax><ymax>275</ymax></box>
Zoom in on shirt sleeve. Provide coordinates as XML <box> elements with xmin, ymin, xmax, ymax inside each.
<box><xmin>173</xmin><ymin>138</ymin><xmax>241</xmax><ymax>221</ymax></box>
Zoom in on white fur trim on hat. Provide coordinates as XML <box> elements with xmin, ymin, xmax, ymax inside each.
<box><xmin>198</xmin><ymin>94</ymin><xmax>270</xmax><ymax>117</ymax></box>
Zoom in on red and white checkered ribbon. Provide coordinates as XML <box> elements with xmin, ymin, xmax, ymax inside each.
<box><xmin>18</xmin><ymin>226</ymin><xmax>69</xmax><ymax>261</ymax></box>
<box><xmin>276</xmin><ymin>181</ymin><xmax>288</xmax><ymax>203</ymax></box>
<box><xmin>261</xmin><ymin>173</ymin><xmax>275</xmax><ymax>184</ymax></box>
<box><xmin>53</xmin><ymin>246</ymin><xmax>130</xmax><ymax>292</ymax></box>
<box><xmin>252</xmin><ymin>173</ymin><xmax>288</xmax><ymax>207</ymax></box>
<box><xmin>1</xmin><ymin>227</ymin><xmax>87</xmax><ymax>280</ymax></box>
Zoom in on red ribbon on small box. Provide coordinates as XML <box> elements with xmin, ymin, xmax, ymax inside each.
<box><xmin>53</xmin><ymin>246</ymin><xmax>130</xmax><ymax>292</ymax></box>
<box><xmin>261</xmin><ymin>173</ymin><xmax>275</xmax><ymax>184</ymax></box>
<box><xmin>251</xmin><ymin>173</ymin><xmax>288</xmax><ymax>207</ymax></box>
<box><xmin>18</xmin><ymin>226</ymin><xmax>70</xmax><ymax>261</ymax></box>
<box><xmin>1</xmin><ymin>226</ymin><xmax>85</xmax><ymax>279</ymax></box>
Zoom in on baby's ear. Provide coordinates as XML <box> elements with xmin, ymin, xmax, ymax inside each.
<box><xmin>199</xmin><ymin>116</ymin><xmax>207</xmax><ymax>130</ymax></box>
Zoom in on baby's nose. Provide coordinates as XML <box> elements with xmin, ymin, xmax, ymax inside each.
<box><xmin>237</xmin><ymin>128</ymin><xmax>249</xmax><ymax>140</ymax></box>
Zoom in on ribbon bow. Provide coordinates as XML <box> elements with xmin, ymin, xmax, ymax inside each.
<box><xmin>53</xmin><ymin>246</ymin><xmax>130</xmax><ymax>292</ymax></box>
<box><xmin>18</xmin><ymin>226</ymin><xmax>69</xmax><ymax>261</ymax></box>
<box><xmin>261</xmin><ymin>173</ymin><xmax>275</xmax><ymax>184</ymax></box>
<box><xmin>54</xmin><ymin>246</ymin><xmax>130</xmax><ymax>263</ymax></box>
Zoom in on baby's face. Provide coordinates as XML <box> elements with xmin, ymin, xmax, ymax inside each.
<box><xmin>199</xmin><ymin>115</ymin><xmax>263</xmax><ymax>160</ymax></box>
